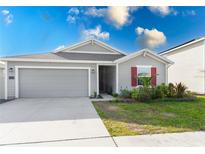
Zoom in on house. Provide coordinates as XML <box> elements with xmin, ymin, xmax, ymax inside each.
<box><xmin>160</xmin><ymin>37</ymin><xmax>205</xmax><ymax>94</ymax></box>
<box><xmin>0</xmin><ymin>39</ymin><xmax>172</xmax><ymax>100</ymax></box>
<box><xmin>0</xmin><ymin>62</ymin><xmax>5</xmax><ymax>100</ymax></box>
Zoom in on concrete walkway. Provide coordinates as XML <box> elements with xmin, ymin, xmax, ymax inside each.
<box><xmin>114</xmin><ymin>132</ymin><xmax>205</xmax><ymax>147</ymax></box>
<box><xmin>8</xmin><ymin>131</ymin><xmax>205</xmax><ymax>146</ymax></box>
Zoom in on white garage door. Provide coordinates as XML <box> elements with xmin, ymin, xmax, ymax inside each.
<box><xmin>19</xmin><ymin>68</ymin><xmax>89</xmax><ymax>98</ymax></box>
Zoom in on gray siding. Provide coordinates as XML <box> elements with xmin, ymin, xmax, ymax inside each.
<box><xmin>118</xmin><ymin>54</ymin><xmax>166</xmax><ymax>91</ymax></box>
<box><xmin>0</xmin><ymin>68</ymin><xmax>4</xmax><ymax>99</ymax></box>
<box><xmin>7</xmin><ymin>62</ymin><xmax>97</xmax><ymax>99</ymax></box>
<box><xmin>19</xmin><ymin>68</ymin><xmax>88</xmax><ymax>98</ymax></box>
<box><xmin>70</xmin><ymin>43</ymin><xmax>115</xmax><ymax>53</ymax></box>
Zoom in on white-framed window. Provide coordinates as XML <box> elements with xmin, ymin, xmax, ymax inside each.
<box><xmin>137</xmin><ymin>66</ymin><xmax>151</xmax><ymax>85</ymax></box>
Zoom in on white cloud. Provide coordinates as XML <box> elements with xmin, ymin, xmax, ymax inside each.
<box><xmin>66</xmin><ymin>15</ymin><xmax>76</xmax><ymax>23</ymax></box>
<box><xmin>4</xmin><ymin>14</ymin><xmax>13</xmax><ymax>25</ymax></box>
<box><xmin>106</xmin><ymin>6</ymin><xmax>130</xmax><ymax>28</ymax></box>
<box><xmin>182</xmin><ymin>10</ymin><xmax>196</xmax><ymax>16</ymax></box>
<box><xmin>1</xmin><ymin>9</ymin><xmax>13</xmax><ymax>25</ymax></box>
<box><xmin>148</xmin><ymin>6</ymin><xmax>176</xmax><ymax>16</ymax></box>
<box><xmin>136</xmin><ymin>27</ymin><xmax>144</xmax><ymax>35</ymax></box>
<box><xmin>68</xmin><ymin>7</ymin><xmax>79</xmax><ymax>15</ymax></box>
<box><xmin>82</xmin><ymin>25</ymin><xmax>110</xmax><ymax>40</ymax></box>
<box><xmin>55</xmin><ymin>45</ymin><xmax>65</xmax><ymax>51</ymax></box>
<box><xmin>84</xmin><ymin>6</ymin><xmax>140</xmax><ymax>28</ymax></box>
<box><xmin>1</xmin><ymin>9</ymin><xmax>10</xmax><ymax>15</ymax></box>
<box><xmin>135</xmin><ymin>27</ymin><xmax>166</xmax><ymax>49</ymax></box>
<box><xmin>66</xmin><ymin>7</ymin><xmax>80</xmax><ymax>24</ymax></box>
<box><xmin>84</xmin><ymin>7</ymin><xmax>106</xmax><ymax>17</ymax></box>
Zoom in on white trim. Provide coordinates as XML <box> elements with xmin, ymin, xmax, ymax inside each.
<box><xmin>59</xmin><ymin>50</ymin><xmax>119</xmax><ymax>55</ymax></box>
<box><xmin>97</xmin><ymin>63</ymin><xmax>116</xmax><ymax>66</ymax></box>
<box><xmin>4</xmin><ymin>62</ymin><xmax>7</xmax><ymax>100</ymax></box>
<box><xmin>88</xmin><ymin>68</ymin><xmax>91</xmax><ymax>97</ymax></box>
<box><xmin>136</xmin><ymin>65</ymin><xmax>152</xmax><ymax>68</ymax></box>
<box><xmin>0</xmin><ymin>61</ymin><xmax>5</xmax><ymax>65</ymax></box>
<box><xmin>115</xmin><ymin>49</ymin><xmax>173</xmax><ymax>64</ymax></box>
<box><xmin>116</xmin><ymin>63</ymin><xmax>119</xmax><ymax>93</ymax></box>
<box><xmin>0</xmin><ymin>58</ymin><xmax>114</xmax><ymax>64</ymax></box>
<box><xmin>15</xmin><ymin>66</ymin><xmax>91</xmax><ymax>98</ymax></box>
<box><xmin>146</xmin><ymin>53</ymin><xmax>171</xmax><ymax>64</ymax></box>
<box><xmin>15</xmin><ymin>66</ymin><xmax>19</xmax><ymax>98</ymax></box>
<box><xmin>0</xmin><ymin>61</ymin><xmax>5</xmax><ymax>68</ymax></box>
<box><xmin>204</xmin><ymin>40</ymin><xmax>205</xmax><ymax>94</ymax></box>
<box><xmin>160</xmin><ymin>37</ymin><xmax>205</xmax><ymax>56</ymax></box>
<box><xmin>93</xmin><ymin>39</ymin><xmax>127</xmax><ymax>55</ymax></box>
<box><xmin>96</xmin><ymin>64</ymin><xmax>99</xmax><ymax>95</ymax></box>
<box><xmin>54</xmin><ymin>39</ymin><xmax>126</xmax><ymax>55</ymax></box>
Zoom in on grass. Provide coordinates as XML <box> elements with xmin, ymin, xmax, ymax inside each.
<box><xmin>93</xmin><ymin>96</ymin><xmax>205</xmax><ymax>136</ymax></box>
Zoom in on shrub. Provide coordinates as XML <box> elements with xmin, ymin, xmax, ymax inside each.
<box><xmin>175</xmin><ymin>82</ymin><xmax>188</xmax><ymax>98</ymax></box>
<box><xmin>111</xmin><ymin>98</ymin><xmax>121</xmax><ymax>103</ymax></box>
<box><xmin>155</xmin><ymin>86</ymin><xmax>164</xmax><ymax>98</ymax></box>
<box><xmin>167</xmin><ymin>83</ymin><xmax>176</xmax><ymax>97</ymax></box>
<box><xmin>154</xmin><ymin>83</ymin><xmax>168</xmax><ymax>99</ymax></box>
<box><xmin>119</xmin><ymin>88</ymin><xmax>131</xmax><ymax>98</ymax></box>
<box><xmin>131</xmin><ymin>88</ymin><xmax>139</xmax><ymax>100</ymax></box>
<box><xmin>138</xmin><ymin>77</ymin><xmax>152</xmax><ymax>87</ymax></box>
<box><xmin>136</xmin><ymin>87</ymin><xmax>151</xmax><ymax>102</ymax></box>
<box><xmin>112</xmin><ymin>93</ymin><xmax>118</xmax><ymax>98</ymax></box>
<box><xmin>150</xmin><ymin>87</ymin><xmax>157</xmax><ymax>99</ymax></box>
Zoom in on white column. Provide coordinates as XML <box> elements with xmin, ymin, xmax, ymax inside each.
<box><xmin>116</xmin><ymin>63</ymin><xmax>119</xmax><ymax>93</ymax></box>
<box><xmin>96</xmin><ymin>64</ymin><xmax>99</xmax><ymax>95</ymax></box>
<box><xmin>4</xmin><ymin>61</ymin><xmax>8</xmax><ymax>100</ymax></box>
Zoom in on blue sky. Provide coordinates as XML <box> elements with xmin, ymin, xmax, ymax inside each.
<box><xmin>0</xmin><ymin>6</ymin><xmax>205</xmax><ymax>56</ymax></box>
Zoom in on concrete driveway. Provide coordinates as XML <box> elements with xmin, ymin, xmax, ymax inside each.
<box><xmin>0</xmin><ymin>98</ymin><xmax>115</xmax><ymax>146</ymax></box>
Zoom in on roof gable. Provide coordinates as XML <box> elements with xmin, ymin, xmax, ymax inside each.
<box><xmin>115</xmin><ymin>49</ymin><xmax>173</xmax><ymax>64</ymax></box>
<box><xmin>55</xmin><ymin>39</ymin><xmax>126</xmax><ymax>55</ymax></box>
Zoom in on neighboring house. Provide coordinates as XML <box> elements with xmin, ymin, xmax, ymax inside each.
<box><xmin>160</xmin><ymin>37</ymin><xmax>205</xmax><ymax>94</ymax></box>
<box><xmin>0</xmin><ymin>39</ymin><xmax>172</xmax><ymax>99</ymax></box>
<box><xmin>0</xmin><ymin>61</ymin><xmax>5</xmax><ymax>99</ymax></box>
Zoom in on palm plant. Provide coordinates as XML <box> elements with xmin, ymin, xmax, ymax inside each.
<box><xmin>175</xmin><ymin>82</ymin><xmax>187</xmax><ymax>98</ymax></box>
<box><xmin>138</xmin><ymin>77</ymin><xmax>152</xmax><ymax>87</ymax></box>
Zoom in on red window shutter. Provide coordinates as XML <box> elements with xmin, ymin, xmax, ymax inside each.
<box><xmin>131</xmin><ymin>67</ymin><xmax>137</xmax><ymax>87</ymax></box>
<box><xmin>151</xmin><ymin>67</ymin><xmax>157</xmax><ymax>86</ymax></box>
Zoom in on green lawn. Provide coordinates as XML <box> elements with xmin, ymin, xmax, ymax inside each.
<box><xmin>93</xmin><ymin>96</ymin><xmax>205</xmax><ymax>136</ymax></box>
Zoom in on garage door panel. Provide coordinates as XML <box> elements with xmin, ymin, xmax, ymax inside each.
<box><xmin>19</xmin><ymin>68</ymin><xmax>88</xmax><ymax>98</ymax></box>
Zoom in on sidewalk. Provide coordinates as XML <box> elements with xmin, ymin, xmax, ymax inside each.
<box><xmin>8</xmin><ymin>131</ymin><xmax>205</xmax><ymax>146</ymax></box>
<box><xmin>114</xmin><ymin>131</ymin><xmax>205</xmax><ymax>147</ymax></box>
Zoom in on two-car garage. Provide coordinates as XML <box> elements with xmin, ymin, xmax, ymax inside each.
<box><xmin>16</xmin><ymin>67</ymin><xmax>90</xmax><ymax>98</ymax></box>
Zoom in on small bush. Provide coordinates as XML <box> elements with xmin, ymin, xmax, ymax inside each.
<box><xmin>112</xmin><ymin>93</ymin><xmax>119</xmax><ymax>98</ymax></box>
<box><xmin>131</xmin><ymin>88</ymin><xmax>139</xmax><ymax>100</ymax></box>
<box><xmin>150</xmin><ymin>87</ymin><xmax>157</xmax><ymax>99</ymax></box>
<box><xmin>154</xmin><ymin>83</ymin><xmax>169</xmax><ymax>99</ymax></box>
<box><xmin>111</xmin><ymin>98</ymin><xmax>121</xmax><ymax>103</ymax></box>
<box><xmin>175</xmin><ymin>82</ymin><xmax>187</xmax><ymax>98</ymax></box>
<box><xmin>167</xmin><ymin>83</ymin><xmax>176</xmax><ymax>97</ymax></box>
<box><xmin>119</xmin><ymin>88</ymin><xmax>131</xmax><ymax>98</ymax></box>
<box><xmin>136</xmin><ymin>87</ymin><xmax>151</xmax><ymax>102</ymax></box>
